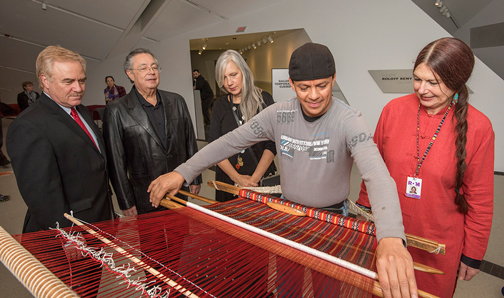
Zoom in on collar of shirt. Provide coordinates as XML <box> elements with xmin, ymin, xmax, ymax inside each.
<box><xmin>44</xmin><ymin>91</ymin><xmax>72</xmax><ymax>116</ymax></box>
<box><xmin>134</xmin><ymin>86</ymin><xmax>162</xmax><ymax>108</ymax></box>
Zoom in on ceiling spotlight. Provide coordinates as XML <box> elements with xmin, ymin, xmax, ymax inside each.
<box><xmin>198</xmin><ymin>50</ymin><xmax>202</xmax><ymax>55</ymax></box>
<box><xmin>268</xmin><ymin>35</ymin><xmax>274</xmax><ymax>43</ymax></box>
<box><xmin>202</xmin><ymin>39</ymin><xmax>208</xmax><ymax>50</ymax></box>
<box><xmin>445</xmin><ymin>11</ymin><xmax>451</xmax><ymax>18</ymax></box>
<box><xmin>257</xmin><ymin>40</ymin><xmax>262</xmax><ymax>46</ymax></box>
<box><xmin>248</xmin><ymin>45</ymin><xmax>251</xmax><ymax>50</ymax></box>
<box><xmin>440</xmin><ymin>6</ymin><xmax>448</xmax><ymax>13</ymax></box>
<box><xmin>252</xmin><ymin>43</ymin><xmax>257</xmax><ymax>49</ymax></box>
<box><xmin>263</xmin><ymin>37</ymin><xmax>267</xmax><ymax>44</ymax></box>
<box><xmin>438</xmin><ymin>1</ymin><xmax>443</xmax><ymax>8</ymax></box>
<box><xmin>434</xmin><ymin>0</ymin><xmax>440</xmax><ymax>6</ymax></box>
<box><xmin>41</xmin><ymin>2</ymin><xmax>47</xmax><ymax>10</ymax></box>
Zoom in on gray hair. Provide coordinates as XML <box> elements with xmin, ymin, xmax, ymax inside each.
<box><xmin>123</xmin><ymin>48</ymin><xmax>159</xmax><ymax>83</ymax></box>
<box><xmin>215</xmin><ymin>50</ymin><xmax>264</xmax><ymax>122</ymax></box>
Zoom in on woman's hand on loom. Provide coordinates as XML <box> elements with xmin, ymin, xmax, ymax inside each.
<box><xmin>375</xmin><ymin>237</ymin><xmax>418</xmax><ymax>298</ymax></box>
<box><xmin>148</xmin><ymin>171</ymin><xmax>185</xmax><ymax>208</ymax></box>
<box><xmin>232</xmin><ymin>174</ymin><xmax>259</xmax><ymax>187</ymax></box>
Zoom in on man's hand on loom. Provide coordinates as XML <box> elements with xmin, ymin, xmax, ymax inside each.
<box><xmin>122</xmin><ymin>206</ymin><xmax>138</xmax><ymax>217</ymax></box>
<box><xmin>148</xmin><ymin>171</ymin><xmax>185</xmax><ymax>207</ymax></box>
<box><xmin>375</xmin><ymin>237</ymin><xmax>418</xmax><ymax>298</ymax></box>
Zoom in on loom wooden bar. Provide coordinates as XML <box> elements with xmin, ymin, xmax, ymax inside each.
<box><xmin>160</xmin><ymin>199</ymin><xmax>185</xmax><ymax>209</ymax></box>
<box><xmin>0</xmin><ymin>226</ymin><xmax>79</xmax><ymax>298</ymax></box>
<box><xmin>178</xmin><ymin>189</ymin><xmax>216</xmax><ymax>204</ymax></box>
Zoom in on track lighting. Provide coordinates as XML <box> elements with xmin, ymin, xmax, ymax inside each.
<box><xmin>252</xmin><ymin>43</ymin><xmax>257</xmax><ymax>49</ymax></box>
<box><xmin>268</xmin><ymin>35</ymin><xmax>274</xmax><ymax>43</ymax></box>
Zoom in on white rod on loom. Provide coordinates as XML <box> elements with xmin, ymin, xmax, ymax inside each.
<box><xmin>184</xmin><ymin>201</ymin><xmax>377</xmax><ymax>280</ymax></box>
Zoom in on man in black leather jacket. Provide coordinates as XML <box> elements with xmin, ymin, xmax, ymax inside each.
<box><xmin>103</xmin><ymin>48</ymin><xmax>201</xmax><ymax>217</ymax></box>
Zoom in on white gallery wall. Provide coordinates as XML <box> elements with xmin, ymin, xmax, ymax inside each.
<box><xmin>85</xmin><ymin>0</ymin><xmax>504</xmax><ymax>171</ymax></box>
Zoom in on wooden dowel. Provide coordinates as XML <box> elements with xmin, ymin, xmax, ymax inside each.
<box><xmin>178</xmin><ymin>190</ymin><xmax>216</xmax><ymax>204</ymax></box>
<box><xmin>160</xmin><ymin>199</ymin><xmax>184</xmax><ymax>209</ymax></box>
<box><xmin>207</xmin><ymin>181</ymin><xmax>240</xmax><ymax>195</ymax></box>
<box><xmin>165</xmin><ymin>194</ymin><xmax>188</xmax><ymax>206</ymax></box>
<box><xmin>63</xmin><ymin>213</ymin><xmax>199</xmax><ymax>298</ymax></box>
<box><xmin>413</xmin><ymin>262</ymin><xmax>444</xmax><ymax>275</ymax></box>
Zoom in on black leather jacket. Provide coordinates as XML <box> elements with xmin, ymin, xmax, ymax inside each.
<box><xmin>103</xmin><ymin>87</ymin><xmax>201</xmax><ymax>213</ymax></box>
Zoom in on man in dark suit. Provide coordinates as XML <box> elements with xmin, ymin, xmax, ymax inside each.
<box><xmin>17</xmin><ymin>81</ymin><xmax>40</xmax><ymax>112</ymax></box>
<box><xmin>192</xmin><ymin>69</ymin><xmax>214</xmax><ymax>125</ymax></box>
<box><xmin>7</xmin><ymin>45</ymin><xmax>115</xmax><ymax>233</ymax></box>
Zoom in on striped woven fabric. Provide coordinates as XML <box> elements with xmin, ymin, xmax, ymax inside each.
<box><xmin>205</xmin><ymin>197</ymin><xmax>377</xmax><ymax>271</ymax></box>
<box><xmin>238</xmin><ymin>189</ymin><xmax>377</xmax><ymax>236</ymax></box>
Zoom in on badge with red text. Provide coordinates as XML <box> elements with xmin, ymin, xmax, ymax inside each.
<box><xmin>406</xmin><ymin>177</ymin><xmax>422</xmax><ymax>199</ymax></box>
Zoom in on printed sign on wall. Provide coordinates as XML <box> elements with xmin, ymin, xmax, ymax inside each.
<box><xmin>368</xmin><ymin>69</ymin><xmax>414</xmax><ymax>93</ymax></box>
<box><xmin>272</xmin><ymin>69</ymin><xmax>296</xmax><ymax>102</ymax></box>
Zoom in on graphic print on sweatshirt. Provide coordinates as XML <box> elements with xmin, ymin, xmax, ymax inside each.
<box><xmin>280</xmin><ymin>134</ymin><xmax>333</xmax><ymax>162</ymax></box>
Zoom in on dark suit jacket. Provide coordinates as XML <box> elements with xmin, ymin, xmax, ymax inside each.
<box><xmin>17</xmin><ymin>91</ymin><xmax>40</xmax><ymax>112</ymax></box>
<box><xmin>193</xmin><ymin>75</ymin><xmax>214</xmax><ymax>100</ymax></box>
<box><xmin>7</xmin><ymin>93</ymin><xmax>114</xmax><ymax>233</ymax></box>
<box><xmin>103</xmin><ymin>87</ymin><xmax>201</xmax><ymax>214</ymax></box>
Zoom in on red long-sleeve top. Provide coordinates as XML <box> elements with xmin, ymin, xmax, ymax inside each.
<box><xmin>358</xmin><ymin>94</ymin><xmax>494</xmax><ymax>297</ymax></box>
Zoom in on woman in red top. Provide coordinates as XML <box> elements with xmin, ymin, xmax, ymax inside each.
<box><xmin>357</xmin><ymin>37</ymin><xmax>494</xmax><ymax>297</ymax></box>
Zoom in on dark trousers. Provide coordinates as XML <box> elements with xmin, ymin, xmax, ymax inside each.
<box><xmin>201</xmin><ymin>96</ymin><xmax>212</xmax><ymax>126</ymax></box>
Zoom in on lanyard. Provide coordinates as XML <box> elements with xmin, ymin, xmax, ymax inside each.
<box><xmin>414</xmin><ymin>101</ymin><xmax>454</xmax><ymax>177</ymax></box>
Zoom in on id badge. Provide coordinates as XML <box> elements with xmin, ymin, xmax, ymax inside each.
<box><xmin>405</xmin><ymin>177</ymin><xmax>422</xmax><ymax>199</ymax></box>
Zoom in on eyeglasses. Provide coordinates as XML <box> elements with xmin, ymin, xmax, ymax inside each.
<box><xmin>130</xmin><ymin>65</ymin><xmax>162</xmax><ymax>73</ymax></box>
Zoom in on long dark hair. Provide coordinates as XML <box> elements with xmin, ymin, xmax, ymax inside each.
<box><xmin>414</xmin><ymin>37</ymin><xmax>475</xmax><ymax>214</ymax></box>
